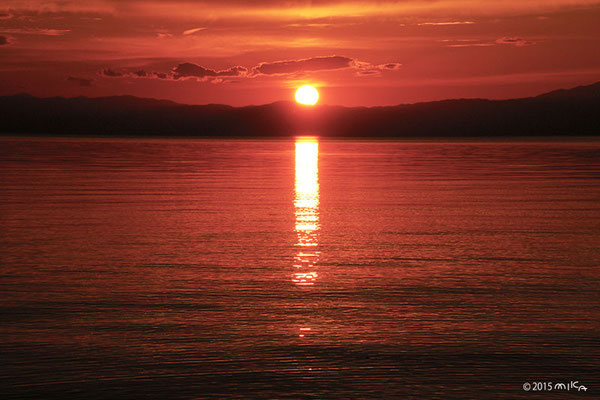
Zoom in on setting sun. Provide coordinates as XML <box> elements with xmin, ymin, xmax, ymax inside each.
<box><xmin>295</xmin><ymin>85</ymin><xmax>319</xmax><ymax>106</ymax></box>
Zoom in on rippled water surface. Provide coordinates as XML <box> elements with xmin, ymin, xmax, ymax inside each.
<box><xmin>1</xmin><ymin>138</ymin><xmax>599</xmax><ymax>399</ymax></box>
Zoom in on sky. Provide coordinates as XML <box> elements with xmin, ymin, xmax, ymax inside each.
<box><xmin>1</xmin><ymin>0</ymin><xmax>600</xmax><ymax>106</ymax></box>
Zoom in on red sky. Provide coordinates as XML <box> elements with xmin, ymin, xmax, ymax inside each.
<box><xmin>1</xmin><ymin>0</ymin><xmax>600</xmax><ymax>106</ymax></box>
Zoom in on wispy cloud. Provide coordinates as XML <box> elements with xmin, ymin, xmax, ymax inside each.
<box><xmin>417</xmin><ymin>21</ymin><xmax>475</xmax><ymax>26</ymax></box>
<box><xmin>447</xmin><ymin>43</ymin><xmax>495</xmax><ymax>47</ymax></box>
<box><xmin>128</xmin><ymin>0</ymin><xmax>600</xmax><ymax>21</ymax></box>
<box><xmin>2</xmin><ymin>0</ymin><xmax>600</xmax><ymax>22</ymax></box>
<box><xmin>443</xmin><ymin>37</ymin><xmax>536</xmax><ymax>47</ymax></box>
<box><xmin>182</xmin><ymin>27</ymin><xmax>206</xmax><ymax>35</ymax></box>
<box><xmin>496</xmin><ymin>37</ymin><xmax>536</xmax><ymax>46</ymax></box>
<box><xmin>0</xmin><ymin>28</ymin><xmax>71</xmax><ymax>36</ymax></box>
<box><xmin>286</xmin><ymin>23</ymin><xmax>335</xmax><ymax>28</ymax></box>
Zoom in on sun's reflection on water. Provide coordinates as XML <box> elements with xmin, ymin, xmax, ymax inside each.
<box><xmin>293</xmin><ymin>137</ymin><xmax>320</xmax><ymax>286</ymax></box>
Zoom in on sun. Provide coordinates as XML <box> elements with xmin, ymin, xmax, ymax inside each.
<box><xmin>295</xmin><ymin>85</ymin><xmax>319</xmax><ymax>106</ymax></box>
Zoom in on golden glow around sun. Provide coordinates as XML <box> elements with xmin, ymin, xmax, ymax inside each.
<box><xmin>295</xmin><ymin>85</ymin><xmax>319</xmax><ymax>105</ymax></box>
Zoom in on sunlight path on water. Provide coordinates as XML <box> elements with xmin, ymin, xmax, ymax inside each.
<box><xmin>293</xmin><ymin>137</ymin><xmax>320</xmax><ymax>286</ymax></box>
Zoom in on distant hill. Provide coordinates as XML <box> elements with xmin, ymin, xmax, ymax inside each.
<box><xmin>1</xmin><ymin>81</ymin><xmax>600</xmax><ymax>137</ymax></box>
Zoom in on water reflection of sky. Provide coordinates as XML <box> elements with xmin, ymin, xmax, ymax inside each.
<box><xmin>293</xmin><ymin>138</ymin><xmax>320</xmax><ymax>286</ymax></box>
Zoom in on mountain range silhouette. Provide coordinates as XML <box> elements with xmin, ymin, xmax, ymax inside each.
<box><xmin>1</xmin><ymin>81</ymin><xmax>599</xmax><ymax>137</ymax></box>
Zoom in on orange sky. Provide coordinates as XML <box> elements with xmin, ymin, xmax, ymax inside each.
<box><xmin>1</xmin><ymin>0</ymin><xmax>600</xmax><ymax>106</ymax></box>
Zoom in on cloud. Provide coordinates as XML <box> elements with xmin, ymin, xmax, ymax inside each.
<box><xmin>496</xmin><ymin>37</ymin><xmax>535</xmax><ymax>46</ymax></box>
<box><xmin>286</xmin><ymin>22</ymin><xmax>335</xmax><ymax>28</ymax></box>
<box><xmin>99</xmin><ymin>64</ymin><xmax>248</xmax><ymax>82</ymax></box>
<box><xmin>352</xmin><ymin>60</ymin><xmax>402</xmax><ymax>76</ymax></box>
<box><xmin>100</xmin><ymin>68</ymin><xmax>167</xmax><ymax>79</ymax></box>
<box><xmin>99</xmin><ymin>56</ymin><xmax>402</xmax><ymax>83</ymax></box>
<box><xmin>251</xmin><ymin>56</ymin><xmax>354</xmax><ymax>76</ymax></box>
<box><xmin>250</xmin><ymin>56</ymin><xmax>402</xmax><ymax>77</ymax></box>
<box><xmin>381</xmin><ymin>63</ymin><xmax>402</xmax><ymax>70</ymax></box>
<box><xmin>100</xmin><ymin>68</ymin><xmax>124</xmax><ymax>77</ymax></box>
<box><xmin>3</xmin><ymin>0</ymin><xmax>600</xmax><ymax>22</ymax></box>
<box><xmin>182</xmin><ymin>27</ymin><xmax>206</xmax><ymax>35</ymax></box>
<box><xmin>417</xmin><ymin>21</ymin><xmax>475</xmax><ymax>26</ymax></box>
<box><xmin>0</xmin><ymin>36</ymin><xmax>9</xmax><ymax>45</ymax></box>
<box><xmin>67</xmin><ymin>76</ymin><xmax>93</xmax><ymax>87</ymax></box>
<box><xmin>0</xmin><ymin>28</ymin><xmax>71</xmax><ymax>36</ymax></box>
<box><xmin>356</xmin><ymin>69</ymin><xmax>381</xmax><ymax>76</ymax></box>
<box><xmin>447</xmin><ymin>43</ymin><xmax>495</xmax><ymax>47</ymax></box>
<box><xmin>112</xmin><ymin>1</ymin><xmax>600</xmax><ymax>21</ymax></box>
<box><xmin>0</xmin><ymin>12</ymin><xmax>12</xmax><ymax>19</ymax></box>
<box><xmin>443</xmin><ymin>37</ymin><xmax>535</xmax><ymax>47</ymax></box>
<box><xmin>172</xmin><ymin>63</ymin><xmax>248</xmax><ymax>79</ymax></box>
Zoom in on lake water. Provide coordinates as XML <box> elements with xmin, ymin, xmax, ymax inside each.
<box><xmin>1</xmin><ymin>137</ymin><xmax>599</xmax><ymax>399</ymax></box>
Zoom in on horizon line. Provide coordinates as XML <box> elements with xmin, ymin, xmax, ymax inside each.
<box><xmin>2</xmin><ymin>79</ymin><xmax>598</xmax><ymax>109</ymax></box>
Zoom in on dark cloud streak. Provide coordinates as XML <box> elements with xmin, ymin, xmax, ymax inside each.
<box><xmin>100</xmin><ymin>68</ymin><xmax>123</xmax><ymax>77</ymax></box>
<box><xmin>172</xmin><ymin>63</ymin><xmax>248</xmax><ymax>79</ymax></box>
<box><xmin>496</xmin><ymin>37</ymin><xmax>535</xmax><ymax>46</ymax></box>
<box><xmin>99</xmin><ymin>56</ymin><xmax>402</xmax><ymax>83</ymax></box>
<box><xmin>252</xmin><ymin>55</ymin><xmax>353</xmax><ymax>75</ymax></box>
